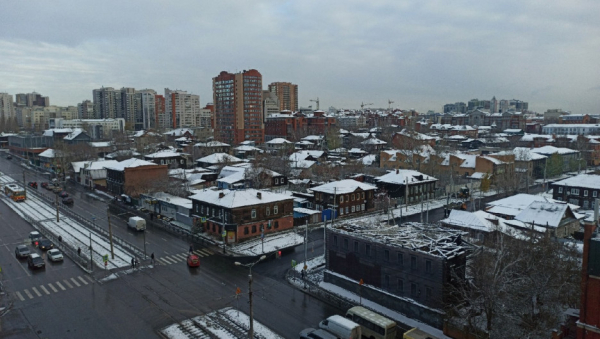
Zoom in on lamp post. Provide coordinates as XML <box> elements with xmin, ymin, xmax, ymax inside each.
<box><xmin>235</xmin><ymin>255</ymin><xmax>266</xmax><ymax>339</ymax></box>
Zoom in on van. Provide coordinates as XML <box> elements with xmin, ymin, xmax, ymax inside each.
<box><xmin>299</xmin><ymin>327</ymin><xmax>340</xmax><ymax>339</ymax></box>
<box><xmin>128</xmin><ymin>216</ymin><xmax>146</xmax><ymax>231</ymax></box>
<box><xmin>319</xmin><ymin>315</ymin><xmax>361</xmax><ymax>339</ymax></box>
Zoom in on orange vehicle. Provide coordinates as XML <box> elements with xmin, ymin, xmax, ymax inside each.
<box><xmin>4</xmin><ymin>184</ymin><xmax>26</xmax><ymax>202</ymax></box>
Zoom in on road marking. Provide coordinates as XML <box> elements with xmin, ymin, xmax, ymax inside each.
<box><xmin>48</xmin><ymin>283</ymin><xmax>58</xmax><ymax>293</ymax></box>
<box><xmin>198</xmin><ymin>249</ymin><xmax>212</xmax><ymax>256</ymax></box>
<box><xmin>39</xmin><ymin>285</ymin><xmax>50</xmax><ymax>295</ymax></box>
<box><xmin>202</xmin><ymin>248</ymin><xmax>214</xmax><ymax>255</ymax></box>
<box><xmin>24</xmin><ymin>289</ymin><xmax>34</xmax><ymax>299</ymax></box>
<box><xmin>56</xmin><ymin>281</ymin><xmax>66</xmax><ymax>291</ymax></box>
<box><xmin>15</xmin><ymin>292</ymin><xmax>25</xmax><ymax>301</ymax></box>
<box><xmin>77</xmin><ymin>276</ymin><xmax>88</xmax><ymax>285</ymax></box>
<box><xmin>63</xmin><ymin>279</ymin><xmax>73</xmax><ymax>289</ymax></box>
<box><xmin>85</xmin><ymin>276</ymin><xmax>94</xmax><ymax>283</ymax></box>
<box><xmin>162</xmin><ymin>257</ymin><xmax>177</xmax><ymax>264</ymax></box>
<box><xmin>31</xmin><ymin>287</ymin><xmax>42</xmax><ymax>297</ymax></box>
<box><xmin>70</xmin><ymin>278</ymin><xmax>81</xmax><ymax>287</ymax></box>
<box><xmin>157</xmin><ymin>257</ymin><xmax>171</xmax><ymax>265</ymax></box>
<box><xmin>173</xmin><ymin>254</ymin><xmax>187</xmax><ymax>260</ymax></box>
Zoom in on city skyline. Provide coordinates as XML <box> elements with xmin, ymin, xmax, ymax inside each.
<box><xmin>1</xmin><ymin>1</ymin><xmax>599</xmax><ymax>114</ymax></box>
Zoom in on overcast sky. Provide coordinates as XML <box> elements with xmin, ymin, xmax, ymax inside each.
<box><xmin>1</xmin><ymin>0</ymin><xmax>599</xmax><ymax>114</ymax></box>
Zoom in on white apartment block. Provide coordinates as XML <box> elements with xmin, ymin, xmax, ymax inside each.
<box><xmin>164</xmin><ymin>88</ymin><xmax>200</xmax><ymax>129</ymax></box>
<box><xmin>139</xmin><ymin>89</ymin><xmax>156</xmax><ymax>130</ymax></box>
<box><xmin>0</xmin><ymin>93</ymin><xmax>14</xmax><ymax>120</ymax></box>
<box><xmin>336</xmin><ymin>115</ymin><xmax>367</xmax><ymax>128</ymax></box>
<box><xmin>49</xmin><ymin>118</ymin><xmax>125</xmax><ymax>139</ymax></box>
<box><xmin>196</xmin><ymin>107</ymin><xmax>212</xmax><ymax>128</ymax></box>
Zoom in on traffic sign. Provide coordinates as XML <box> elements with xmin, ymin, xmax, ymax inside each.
<box><xmin>236</xmin><ymin>287</ymin><xmax>241</xmax><ymax>295</ymax></box>
<box><xmin>291</xmin><ymin>260</ymin><xmax>297</xmax><ymax>268</ymax></box>
<box><xmin>359</xmin><ymin>279</ymin><xmax>364</xmax><ymax>285</ymax></box>
<box><xmin>303</xmin><ymin>264</ymin><xmax>308</xmax><ymax>271</ymax></box>
<box><xmin>201</xmin><ymin>217</ymin><xmax>206</xmax><ymax>223</ymax></box>
<box><xmin>102</xmin><ymin>254</ymin><xmax>109</xmax><ymax>263</ymax></box>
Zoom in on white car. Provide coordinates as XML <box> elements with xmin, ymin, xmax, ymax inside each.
<box><xmin>47</xmin><ymin>249</ymin><xmax>64</xmax><ymax>262</ymax></box>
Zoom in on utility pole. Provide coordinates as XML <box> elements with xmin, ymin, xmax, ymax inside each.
<box><xmin>23</xmin><ymin>171</ymin><xmax>26</xmax><ymax>196</ymax></box>
<box><xmin>304</xmin><ymin>220</ymin><xmax>308</xmax><ymax>267</ymax></box>
<box><xmin>323</xmin><ymin>219</ymin><xmax>327</xmax><ymax>256</ymax></box>
<box><xmin>107</xmin><ymin>208</ymin><xmax>115</xmax><ymax>259</ymax></box>
<box><xmin>55</xmin><ymin>193</ymin><xmax>59</xmax><ymax>222</ymax></box>
<box><xmin>234</xmin><ymin>256</ymin><xmax>266</xmax><ymax>339</ymax></box>
<box><xmin>420</xmin><ymin>192</ymin><xmax>424</xmax><ymax>223</ymax></box>
<box><xmin>89</xmin><ymin>232</ymin><xmax>93</xmax><ymax>271</ymax></box>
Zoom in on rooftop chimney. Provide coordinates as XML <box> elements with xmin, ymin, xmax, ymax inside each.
<box><xmin>257</xmin><ymin>192</ymin><xmax>262</xmax><ymax>199</ymax></box>
<box><xmin>219</xmin><ymin>192</ymin><xmax>225</xmax><ymax>199</ymax></box>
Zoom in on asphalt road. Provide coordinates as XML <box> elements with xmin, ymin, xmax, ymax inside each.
<box><xmin>0</xmin><ymin>156</ymin><xmax>341</xmax><ymax>339</ymax></box>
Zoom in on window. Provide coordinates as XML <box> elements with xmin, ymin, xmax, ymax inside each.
<box><xmin>398</xmin><ymin>252</ymin><xmax>404</xmax><ymax>265</ymax></box>
<box><xmin>333</xmin><ymin>236</ymin><xmax>338</xmax><ymax>247</ymax></box>
<box><xmin>251</xmin><ymin>225</ymin><xmax>257</xmax><ymax>233</ymax></box>
<box><xmin>244</xmin><ymin>227</ymin><xmax>249</xmax><ymax>235</ymax></box>
<box><xmin>354</xmin><ymin>241</ymin><xmax>359</xmax><ymax>252</ymax></box>
<box><xmin>384</xmin><ymin>250</ymin><xmax>389</xmax><ymax>261</ymax></box>
<box><xmin>594</xmin><ymin>191</ymin><xmax>598</xmax><ymax>198</ymax></box>
<box><xmin>362</xmin><ymin>204</ymin><xmax>365</xmax><ymax>211</ymax></box>
<box><xmin>340</xmin><ymin>195</ymin><xmax>344</xmax><ymax>203</ymax></box>
<box><xmin>365</xmin><ymin>244</ymin><xmax>371</xmax><ymax>256</ymax></box>
<box><xmin>345</xmin><ymin>207</ymin><xmax>349</xmax><ymax>214</ymax></box>
<box><xmin>398</xmin><ymin>279</ymin><xmax>404</xmax><ymax>293</ymax></box>
<box><xmin>585</xmin><ymin>190</ymin><xmax>589</xmax><ymax>197</ymax></box>
<box><xmin>411</xmin><ymin>256</ymin><xmax>417</xmax><ymax>270</ymax></box>
<box><xmin>340</xmin><ymin>208</ymin><xmax>344</xmax><ymax>215</ymax></box>
<box><xmin>251</xmin><ymin>209</ymin><xmax>256</xmax><ymax>219</ymax></box>
<box><xmin>275</xmin><ymin>178</ymin><xmax>279</xmax><ymax>185</ymax></box>
<box><xmin>411</xmin><ymin>283</ymin><xmax>417</xmax><ymax>296</ymax></box>
<box><xmin>558</xmin><ymin>187</ymin><xmax>563</xmax><ymax>193</ymax></box>
<box><xmin>584</xmin><ymin>200</ymin><xmax>590</xmax><ymax>209</ymax></box>
<box><xmin>281</xmin><ymin>178</ymin><xmax>285</xmax><ymax>183</ymax></box>
<box><xmin>361</xmin><ymin>192</ymin><xmax>365</xmax><ymax>199</ymax></box>
<box><xmin>345</xmin><ymin>195</ymin><xmax>349</xmax><ymax>202</ymax></box>
<box><xmin>352</xmin><ymin>194</ymin><xmax>355</xmax><ymax>201</ymax></box>
<box><xmin>343</xmin><ymin>238</ymin><xmax>348</xmax><ymax>249</ymax></box>
<box><xmin>274</xmin><ymin>205</ymin><xmax>278</xmax><ymax>214</ymax></box>
<box><xmin>274</xmin><ymin>221</ymin><xmax>279</xmax><ymax>229</ymax></box>
<box><xmin>351</xmin><ymin>205</ymin><xmax>355</xmax><ymax>212</ymax></box>
<box><xmin>426</xmin><ymin>260</ymin><xmax>432</xmax><ymax>273</ymax></box>
<box><xmin>572</xmin><ymin>188</ymin><xmax>580</xmax><ymax>195</ymax></box>
<box><xmin>266</xmin><ymin>207</ymin><xmax>270</xmax><ymax>216</ymax></box>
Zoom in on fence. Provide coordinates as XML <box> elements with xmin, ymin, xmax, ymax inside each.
<box><xmin>285</xmin><ymin>268</ymin><xmax>354</xmax><ymax>311</ymax></box>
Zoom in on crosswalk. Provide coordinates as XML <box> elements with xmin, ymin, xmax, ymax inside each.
<box><xmin>14</xmin><ymin>275</ymin><xmax>94</xmax><ymax>302</ymax></box>
<box><xmin>157</xmin><ymin>248</ymin><xmax>214</xmax><ymax>265</ymax></box>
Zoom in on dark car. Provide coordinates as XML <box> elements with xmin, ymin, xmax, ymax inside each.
<box><xmin>27</xmin><ymin>253</ymin><xmax>45</xmax><ymax>269</ymax></box>
<box><xmin>41</xmin><ymin>182</ymin><xmax>49</xmax><ymax>189</ymax></box>
<box><xmin>6</xmin><ymin>155</ymin><xmax>12</xmax><ymax>160</ymax></box>
<box><xmin>28</xmin><ymin>181</ymin><xmax>38</xmax><ymax>189</ymax></box>
<box><xmin>62</xmin><ymin>196</ymin><xmax>74</xmax><ymax>205</ymax></box>
<box><xmin>38</xmin><ymin>239</ymin><xmax>54</xmax><ymax>250</ymax></box>
<box><xmin>15</xmin><ymin>245</ymin><xmax>31</xmax><ymax>259</ymax></box>
<box><xmin>59</xmin><ymin>191</ymin><xmax>69</xmax><ymax>198</ymax></box>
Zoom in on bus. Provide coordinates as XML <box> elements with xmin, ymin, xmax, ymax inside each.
<box><xmin>4</xmin><ymin>184</ymin><xmax>26</xmax><ymax>202</ymax></box>
<box><xmin>346</xmin><ymin>306</ymin><xmax>397</xmax><ymax>339</ymax></box>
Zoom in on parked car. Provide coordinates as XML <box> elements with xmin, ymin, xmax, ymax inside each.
<box><xmin>38</xmin><ymin>239</ymin><xmax>54</xmax><ymax>250</ymax></box>
<box><xmin>28</xmin><ymin>181</ymin><xmax>38</xmax><ymax>189</ymax></box>
<box><xmin>299</xmin><ymin>328</ymin><xmax>340</xmax><ymax>339</ymax></box>
<box><xmin>29</xmin><ymin>231</ymin><xmax>42</xmax><ymax>245</ymax></box>
<box><xmin>27</xmin><ymin>253</ymin><xmax>45</xmax><ymax>269</ymax></box>
<box><xmin>6</xmin><ymin>154</ymin><xmax>12</xmax><ymax>160</ymax></box>
<box><xmin>41</xmin><ymin>182</ymin><xmax>49</xmax><ymax>189</ymax></box>
<box><xmin>187</xmin><ymin>254</ymin><xmax>200</xmax><ymax>267</ymax></box>
<box><xmin>52</xmin><ymin>186</ymin><xmax>63</xmax><ymax>193</ymax></box>
<box><xmin>62</xmin><ymin>196</ymin><xmax>74</xmax><ymax>205</ymax></box>
<box><xmin>47</xmin><ymin>249</ymin><xmax>64</xmax><ymax>262</ymax></box>
<box><xmin>15</xmin><ymin>245</ymin><xmax>31</xmax><ymax>259</ymax></box>
<box><xmin>59</xmin><ymin>191</ymin><xmax>69</xmax><ymax>198</ymax></box>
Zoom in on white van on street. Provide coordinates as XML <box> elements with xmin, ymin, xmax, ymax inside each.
<box><xmin>319</xmin><ymin>315</ymin><xmax>361</xmax><ymax>339</ymax></box>
<box><xmin>128</xmin><ymin>216</ymin><xmax>146</xmax><ymax>231</ymax></box>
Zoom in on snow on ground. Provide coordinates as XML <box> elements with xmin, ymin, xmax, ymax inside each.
<box><xmin>160</xmin><ymin>307</ymin><xmax>284</xmax><ymax>339</ymax></box>
<box><xmin>319</xmin><ymin>281</ymin><xmax>450</xmax><ymax>339</ymax></box>
<box><xmin>0</xmin><ymin>174</ymin><xmax>131</xmax><ymax>268</ymax></box>
<box><xmin>293</xmin><ymin>255</ymin><xmax>325</xmax><ymax>273</ymax></box>
<box><xmin>229</xmin><ymin>231</ymin><xmax>304</xmax><ymax>256</ymax></box>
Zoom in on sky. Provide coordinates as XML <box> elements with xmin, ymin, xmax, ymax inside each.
<box><xmin>1</xmin><ymin>0</ymin><xmax>599</xmax><ymax>114</ymax></box>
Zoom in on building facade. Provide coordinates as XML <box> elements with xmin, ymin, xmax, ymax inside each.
<box><xmin>165</xmin><ymin>88</ymin><xmax>201</xmax><ymax>129</ymax></box>
<box><xmin>213</xmin><ymin>69</ymin><xmax>264</xmax><ymax>145</ymax></box>
<box><xmin>268</xmin><ymin>82</ymin><xmax>298</xmax><ymax>112</ymax></box>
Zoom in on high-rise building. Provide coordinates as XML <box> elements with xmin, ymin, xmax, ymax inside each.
<box><xmin>77</xmin><ymin>100</ymin><xmax>94</xmax><ymax>119</ymax></box>
<box><xmin>213</xmin><ymin>69</ymin><xmax>264</xmax><ymax>145</ymax></box>
<box><xmin>155</xmin><ymin>95</ymin><xmax>166</xmax><ymax>129</ymax></box>
<box><xmin>268</xmin><ymin>82</ymin><xmax>298</xmax><ymax>112</ymax></box>
<box><xmin>138</xmin><ymin>89</ymin><xmax>156</xmax><ymax>130</ymax></box>
<box><xmin>263</xmin><ymin>90</ymin><xmax>280</xmax><ymax>120</ymax></box>
<box><xmin>15</xmin><ymin>92</ymin><xmax>49</xmax><ymax>107</ymax></box>
<box><xmin>93</xmin><ymin>87</ymin><xmax>118</xmax><ymax>119</ymax></box>
<box><xmin>0</xmin><ymin>93</ymin><xmax>14</xmax><ymax>120</ymax></box>
<box><xmin>164</xmin><ymin>88</ymin><xmax>201</xmax><ymax>129</ymax></box>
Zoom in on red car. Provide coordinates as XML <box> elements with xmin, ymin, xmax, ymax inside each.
<box><xmin>187</xmin><ymin>254</ymin><xmax>200</xmax><ymax>267</ymax></box>
<box><xmin>28</xmin><ymin>181</ymin><xmax>38</xmax><ymax>189</ymax></box>
<box><xmin>41</xmin><ymin>182</ymin><xmax>49</xmax><ymax>189</ymax></box>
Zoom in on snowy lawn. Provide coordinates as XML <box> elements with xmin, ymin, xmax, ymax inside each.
<box><xmin>229</xmin><ymin>231</ymin><xmax>304</xmax><ymax>256</ymax></box>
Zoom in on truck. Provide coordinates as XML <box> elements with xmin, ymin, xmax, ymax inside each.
<box><xmin>127</xmin><ymin>216</ymin><xmax>146</xmax><ymax>231</ymax></box>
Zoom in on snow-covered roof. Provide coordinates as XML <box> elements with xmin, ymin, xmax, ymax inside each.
<box><xmin>302</xmin><ymin>135</ymin><xmax>324</xmax><ymax>141</ymax></box>
<box><xmin>266</xmin><ymin>138</ymin><xmax>293</xmax><ymax>144</ymax></box>
<box><xmin>89</xmin><ymin>141</ymin><xmax>112</xmax><ymax>148</ymax></box>
<box><xmin>289</xmin><ymin>150</ymin><xmax>325</xmax><ymax>162</ymax></box>
<box><xmin>531</xmin><ymin>146</ymin><xmax>578</xmax><ymax>155</ymax></box>
<box><xmin>63</xmin><ymin>128</ymin><xmax>85</xmax><ymax>140</ymax></box>
<box><xmin>43</xmin><ymin>128</ymin><xmax>72</xmax><ymax>136</ymax></box>
<box><xmin>442</xmin><ymin>209</ymin><xmax>499</xmax><ymax>232</ymax></box>
<box><xmin>491</xmin><ymin>148</ymin><xmax>547</xmax><ymax>161</ymax></box>
<box><xmin>71</xmin><ymin>161</ymin><xmax>89</xmax><ymax>173</ymax></box>
<box><xmin>195</xmin><ymin>141</ymin><xmax>230</xmax><ymax>147</ymax></box>
<box><xmin>486</xmin><ymin>194</ymin><xmax>555</xmax><ymax>217</ymax></box>
<box><xmin>359</xmin><ymin>154</ymin><xmax>377</xmax><ymax>165</ymax></box>
<box><xmin>552</xmin><ymin>174</ymin><xmax>600</xmax><ymax>189</ymax></box>
<box><xmin>105</xmin><ymin>158</ymin><xmax>157</xmax><ymax>171</ymax></box>
<box><xmin>457</xmin><ymin>154</ymin><xmax>476</xmax><ymax>168</ymax></box>
<box><xmin>196</xmin><ymin>153</ymin><xmax>242</xmax><ymax>164</ymax></box>
<box><xmin>84</xmin><ymin>160</ymin><xmax>120</xmax><ymax>171</ymax></box>
<box><xmin>189</xmin><ymin>189</ymin><xmax>292</xmax><ymax>209</ymax></box>
<box><xmin>145</xmin><ymin>150</ymin><xmax>185</xmax><ymax>158</ymax></box>
<box><xmin>106</xmin><ymin>150</ymin><xmax>141</xmax><ymax>158</ymax></box>
<box><xmin>349</xmin><ymin>148</ymin><xmax>367</xmax><ymax>154</ymax></box>
<box><xmin>146</xmin><ymin>192</ymin><xmax>193</xmax><ymax>209</ymax></box>
<box><xmin>294</xmin><ymin>207</ymin><xmax>321</xmax><ymax>215</ymax></box>
<box><xmin>38</xmin><ymin>148</ymin><xmax>56</xmax><ymax>158</ymax></box>
<box><xmin>480</xmin><ymin>156</ymin><xmax>504</xmax><ymax>165</ymax></box>
<box><xmin>514</xmin><ymin>201</ymin><xmax>568</xmax><ymax>228</ymax></box>
<box><xmin>163</xmin><ymin>128</ymin><xmax>193</xmax><ymax>136</ymax></box>
<box><xmin>311</xmin><ymin>179</ymin><xmax>376</xmax><ymax>194</ymax></box>
<box><xmin>376</xmin><ymin>170</ymin><xmax>437</xmax><ymax>185</ymax></box>
<box><xmin>361</xmin><ymin>138</ymin><xmax>387</xmax><ymax>145</ymax></box>
<box><xmin>234</xmin><ymin>145</ymin><xmax>262</xmax><ymax>152</ymax></box>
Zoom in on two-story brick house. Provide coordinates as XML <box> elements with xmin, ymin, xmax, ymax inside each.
<box><xmin>105</xmin><ymin>158</ymin><xmax>169</xmax><ymax>198</ymax></box>
<box><xmin>552</xmin><ymin>174</ymin><xmax>600</xmax><ymax>210</ymax></box>
<box><xmin>311</xmin><ymin>179</ymin><xmax>377</xmax><ymax>218</ymax></box>
<box><xmin>375</xmin><ymin>169</ymin><xmax>438</xmax><ymax>203</ymax></box>
<box><xmin>189</xmin><ymin>189</ymin><xmax>294</xmax><ymax>244</ymax></box>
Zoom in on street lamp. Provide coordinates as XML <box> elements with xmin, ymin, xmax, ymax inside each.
<box><xmin>235</xmin><ymin>255</ymin><xmax>266</xmax><ymax>339</ymax></box>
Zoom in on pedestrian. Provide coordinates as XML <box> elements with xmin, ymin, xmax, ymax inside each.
<box><xmin>189</xmin><ymin>244</ymin><xmax>193</xmax><ymax>253</ymax></box>
<box><xmin>150</xmin><ymin>252</ymin><xmax>155</xmax><ymax>265</ymax></box>
<box><xmin>77</xmin><ymin>247</ymin><xmax>81</xmax><ymax>256</ymax></box>
<box><xmin>131</xmin><ymin>258</ymin><xmax>135</xmax><ymax>269</ymax></box>
<box><xmin>58</xmin><ymin>235</ymin><xmax>62</xmax><ymax>243</ymax></box>
<box><xmin>135</xmin><ymin>258</ymin><xmax>139</xmax><ymax>268</ymax></box>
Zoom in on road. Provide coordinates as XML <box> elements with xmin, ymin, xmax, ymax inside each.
<box><xmin>0</xmin><ymin>156</ymin><xmax>342</xmax><ymax>338</ymax></box>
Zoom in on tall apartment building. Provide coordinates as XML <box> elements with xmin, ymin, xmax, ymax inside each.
<box><xmin>0</xmin><ymin>93</ymin><xmax>14</xmax><ymax>120</ymax></box>
<box><xmin>213</xmin><ymin>69</ymin><xmax>264</xmax><ymax>145</ymax></box>
<box><xmin>263</xmin><ymin>90</ymin><xmax>280</xmax><ymax>119</ymax></box>
<box><xmin>120</xmin><ymin>87</ymin><xmax>137</xmax><ymax>129</ymax></box>
<box><xmin>164</xmin><ymin>88</ymin><xmax>201</xmax><ymax>129</ymax></box>
<box><xmin>268</xmin><ymin>82</ymin><xmax>298</xmax><ymax>112</ymax></box>
<box><xmin>93</xmin><ymin>87</ymin><xmax>119</xmax><ymax>119</ymax></box>
<box><xmin>138</xmin><ymin>89</ymin><xmax>156</xmax><ymax>130</ymax></box>
<box><xmin>155</xmin><ymin>95</ymin><xmax>166</xmax><ymax>129</ymax></box>
<box><xmin>77</xmin><ymin>100</ymin><xmax>94</xmax><ymax>119</ymax></box>
<box><xmin>15</xmin><ymin>92</ymin><xmax>49</xmax><ymax>107</ymax></box>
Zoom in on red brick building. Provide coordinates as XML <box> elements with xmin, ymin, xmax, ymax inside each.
<box><xmin>155</xmin><ymin>95</ymin><xmax>165</xmax><ymax>129</ymax></box>
<box><xmin>311</xmin><ymin>179</ymin><xmax>377</xmax><ymax>217</ymax></box>
<box><xmin>305</xmin><ymin>110</ymin><xmax>336</xmax><ymax>135</ymax></box>
<box><xmin>265</xmin><ymin>112</ymin><xmax>307</xmax><ymax>141</ymax></box>
<box><xmin>105</xmin><ymin>158</ymin><xmax>169</xmax><ymax>198</ymax></box>
<box><xmin>189</xmin><ymin>189</ymin><xmax>294</xmax><ymax>244</ymax></box>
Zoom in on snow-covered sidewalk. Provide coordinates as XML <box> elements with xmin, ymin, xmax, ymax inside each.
<box><xmin>228</xmin><ymin>230</ymin><xmax>304</xmax><ymax>256</ymax></box>
<box><xmin>160</xmin><ymin>307</ymin><xmax>283</xmax><ymax>339</ymax></box>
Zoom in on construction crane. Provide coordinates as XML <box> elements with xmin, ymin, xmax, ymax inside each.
<box><xmin>388</xmin><ymin>99</ymin><xmax>395</xmax><ymax>109</ymax></box>
<box><xmin>360</xmin><ymin>102</ymin><xmax>373</xmax><ymax>110</ymax></box>
<box><xmin>310</xmin><ymin>97</ymin><xmax>320</xmax><ymax>110</ymax></box>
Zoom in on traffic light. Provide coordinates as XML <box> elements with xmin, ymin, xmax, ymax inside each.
<box><xmin>276</xmin><ymin>250</ymin><xmax>282</xmax><ymax>259</ymax></box>
<box><xmin>35</xmin><ymin>241</ymin><xmax>39</xmax><ymax>246</ymax></box>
